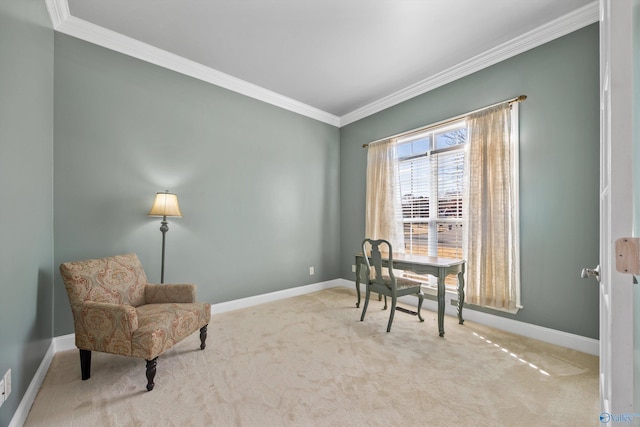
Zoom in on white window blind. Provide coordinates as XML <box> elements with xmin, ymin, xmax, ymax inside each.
<box><xmin>396</xmin><ymin>121</ymin><xmax>466</xmax><ymax>286</ymax></box>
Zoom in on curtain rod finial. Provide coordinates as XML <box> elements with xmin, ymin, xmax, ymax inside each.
<box><xmin>517</xmin><ymin>95</ymin><xmax>527</xmax><ymax>102</ymax></box>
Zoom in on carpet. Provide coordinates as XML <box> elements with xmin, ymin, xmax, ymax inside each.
<box><xmin>24</xmin><ymin>287</ymin><xmax>599</xmax><ymax>426</ymax></box>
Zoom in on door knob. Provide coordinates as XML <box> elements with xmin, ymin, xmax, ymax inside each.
<box><xmin>581</xmin><ymin>265</ymin><xmax>600</xmax><ymax>281</ymax></box>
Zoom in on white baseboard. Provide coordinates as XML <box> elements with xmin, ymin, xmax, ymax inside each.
<box><xmin>348</xmin><ymin>281</ymin><xmax>599</xmax><ymax>356</ymax></box>
<box><xmin>210</xmin><ymin>279</ymin><xmax>345</xmax><ymax>314</ymax></box>
<box><xmin>9</xmin><ymin>342</ymin><xmax>55</xmax><ymax>427</ymax></box>
<box><xmin>425</xmin><ymin>297</ymin><xmax>598</xmax><ymax>355</ymax></box>
<box><xmin>13</xmin><ymin>278</ymin><xmax>597</xmax><ymax>425</ymax></box>
<box><xmin>9</xmin><ymin>334</ymin><xmax>79</xmax><ymax>427</ymax></box>
<box><xmin>210</xmin><ymin>278</ymin><xmax>598</xmax><ymax>355</ymax></box>
<box><xmin>54</xmin><ymin>333</ymin><xmax>76</xmax><ymax>353</ymax></box>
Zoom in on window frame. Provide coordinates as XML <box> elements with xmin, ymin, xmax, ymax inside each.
<box><xmin>396</xmin><ymin>120</ymin><xmax>467</xmax><ymax>266</ymax></box>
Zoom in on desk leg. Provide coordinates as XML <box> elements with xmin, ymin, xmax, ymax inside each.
<box><xmin>355</xmin><ymin>260</ymin><xmax>361</xmax><ymax>308</ymax></box>
<box><xmin>437</xmin><ymin>270</ymin><xmax>445</xmax><ymax>337</ymax></box>
<box><xmin>457</xmin><ymin>269</ymin><xmax>465</xmax><ymax>325</ymax></box>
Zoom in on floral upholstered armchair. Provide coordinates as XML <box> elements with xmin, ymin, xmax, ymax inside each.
<box><xmin>59</xmin><ymin>253</ymin><xmax>211</xmax><ymax>391</ymax></box>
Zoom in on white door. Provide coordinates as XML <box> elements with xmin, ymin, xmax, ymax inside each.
<box><xmin>596</xmin><ymin>0</ymin><xmax>634</xmax><ymax>416</ymax></box>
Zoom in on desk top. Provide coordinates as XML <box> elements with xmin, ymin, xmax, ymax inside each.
<box><xmin>356</xmin><ymin>252</ymin><xmax>465</xmax><ymax>268</ymax></box>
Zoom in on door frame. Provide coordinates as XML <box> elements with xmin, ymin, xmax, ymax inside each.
<box><xmin>599</xmin><ymin>0</ymin><xmax>635</xmax><ymax>416</ymax></box>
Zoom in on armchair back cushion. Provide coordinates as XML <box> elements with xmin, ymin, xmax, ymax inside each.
<box><xmin>62</xmin><ymin>253</ymin><xmax>148</xmax><ymax>307</ymax></box>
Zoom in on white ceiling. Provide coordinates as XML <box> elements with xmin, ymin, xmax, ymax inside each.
<box><xmin>51</xmin><ymin>0</ymin><xmax>597</xmax><ymax>126</ymax></box>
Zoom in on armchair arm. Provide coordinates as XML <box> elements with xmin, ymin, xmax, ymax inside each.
<box><xmin>72</xmin><ymin>302</ymin><xmax>138</xmax><ymax>355</ymax></box>
<box><xmin>145</xmin><ymin>283</ymin><xmax>196</xmax><ymax>304</ymax></box>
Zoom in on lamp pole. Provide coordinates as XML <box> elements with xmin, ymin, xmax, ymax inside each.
<box><xmin>159</xmin><ymin>215</ymin><xmax>169</xmax><ymax>284</ymax></box>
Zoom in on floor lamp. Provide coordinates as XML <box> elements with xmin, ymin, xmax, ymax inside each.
<box><xmin>148</xmin><ymin>190</ymin><xmax>183</xmax><ymax>283</ymax></box>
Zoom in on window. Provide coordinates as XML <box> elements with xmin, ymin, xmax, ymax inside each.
<box><xmin>396</xmin><ymin>121</ymin><xmax>467</xmax><ymax>287</ymax></box>
<box><xmin>365</xmin><ymin>98</ymin><xmax>521</xmax><ymax>312</ymax></box>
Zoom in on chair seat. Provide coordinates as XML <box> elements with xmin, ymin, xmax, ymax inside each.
<box><xmin>380</xmin><ymin>275</ymin><xmax>424</xmax><ymax>290</ymax></box>
<box><xmin>132</xmin><ymin>302</ymin><xmax>210</xmax><ymax>360</ymax></box>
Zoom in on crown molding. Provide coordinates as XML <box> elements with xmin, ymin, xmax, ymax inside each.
<box><xmin>339</xmin><ymin>1</ymin><xmax>600</xmax><ymax>126</ymax></box>
<box><xmin>46</xmin><ymin>0</ymin><xmax>598</xmax><ymax>128</ymax></box>
<box><xmin>45</xmin><ymin>0</ymin><xmax>341</xmax><ymax>127</ymax></box>
<box><xmin>44</xmin><ymin>0</ymin><xmax>69</xmax><ymax>27</ymax></box>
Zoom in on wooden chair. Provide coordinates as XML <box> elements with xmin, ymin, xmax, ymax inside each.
<box><xmin>360</xmin><ymin>238</ymin><xmax>425</xmax><ymax>332</ymax></box>
<box><xmin>60</xmin><ymin>253</ymin><xmax>210</xmax><ymax>391</ymax></box>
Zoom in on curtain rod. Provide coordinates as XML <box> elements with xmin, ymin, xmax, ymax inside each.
<box><xmin>362</xmin><ymin>95</ymin><xmax>527</xmax><ymax>148</ymax></box>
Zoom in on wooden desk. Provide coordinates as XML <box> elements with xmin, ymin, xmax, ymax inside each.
<box><xmin>354</xmin><ymin>253</ymin><xmax>465</xmax><ymax>337</ymax></box>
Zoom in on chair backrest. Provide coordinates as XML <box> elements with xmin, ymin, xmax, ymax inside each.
<box><xmin>60</xmin><ymin>253</ymin><xmax>148</xmax><ymax>307</ymax></box>
<box><xmin>362</xmin><ymin>238</ymin><xmax>395</xmax><ymax>284</ymax></box>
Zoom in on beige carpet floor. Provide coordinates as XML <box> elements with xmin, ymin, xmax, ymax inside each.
<box><xmin>24</xmin><ymin>287</ymin><xmax>599</xmax><ymax>426</ymax></box>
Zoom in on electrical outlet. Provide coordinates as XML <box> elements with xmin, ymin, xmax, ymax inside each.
<box><xmin>309</xmin><ymin>266</ymin><xmax>315</xmax><ymax>275</ymax></box>
<box><xmin>4</xmin><ymin>369</ymin><xmax>10</xmax><ymax>400</ymax></box>
<box><xmin>0</xmin><ymin>369</ymin><xmax>10</xmax><ymax>408</ymax></box>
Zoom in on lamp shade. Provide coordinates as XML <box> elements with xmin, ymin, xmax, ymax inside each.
<box><xmin>148</xmin><ymin>192</ymin><xmax>183</xmax><ymax>217</ymax></box>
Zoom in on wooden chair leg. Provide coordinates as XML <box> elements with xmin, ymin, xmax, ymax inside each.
<box><xmin>417</xmin><ymin>294</ymin><xmax>425</xmax><ymax>322</ymax></box>
<box><xmin>146</xmin><ymin>357</ymin><xmax>158</xmax><ymax>391</ymax></box>
<box><xmin>387</xmin><ymin>297</ymin><xmax>397</xmax><ymax>332</ymax></box>
<box><xmin>360</xmin><ymin>287</ymin><xmax>371</xmax><ymax>321</ymax></box>
<box><xmin>79</xmin><ymin>349</ymin><xmax>91</xmax><ymax>380</ymax></box>
<box><xmin>200</xmin><ymin>325</ymin><xmax>208</xmax><ymax>350</ymax></box>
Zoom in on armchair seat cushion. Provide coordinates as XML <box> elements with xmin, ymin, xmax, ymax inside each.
<box><xmin>132</xmin><ymin>302</ymin><xmax>210</xmax><ymax>360</ymax></box>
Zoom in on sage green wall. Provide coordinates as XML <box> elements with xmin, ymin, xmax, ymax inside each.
<box><xmin>53</xmin><ymin>34</ymin><xmax>341</xmax><ymax>336</ymax></box>
<box><xmin>340</xmin><ymin>25</ymin><xmax>600</xmax><ymax>339</ymax></box>
<box><xmin>0</xmin><ymin>0</ymin><xmax>54</xmax><ymax>425</ymax></box>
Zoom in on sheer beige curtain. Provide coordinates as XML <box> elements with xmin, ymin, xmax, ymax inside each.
<box><xmin>464</xmin><ymin>103</ymin><xmax>520</xmax><ymax>312</ymax></box>
<box><xmin>365</xmin><ymin>138</ymin><xmax>404</xmax><ymax>253</ymax></box>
